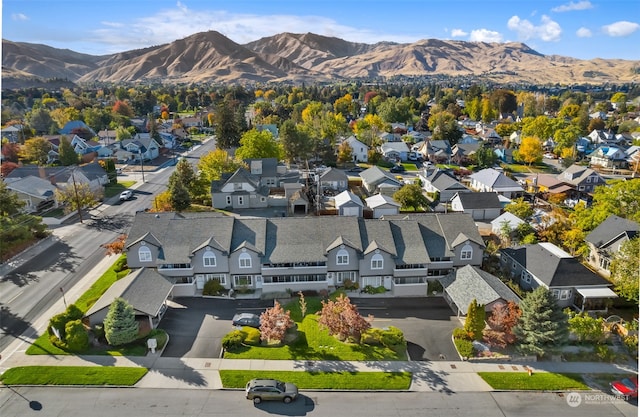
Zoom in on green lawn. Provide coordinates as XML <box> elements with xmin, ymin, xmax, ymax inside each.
<box><xmin>478</xmin><ymin>372</ymin><xmax>589</xmax><ymax>390</ymax></box>
<box><xmin>0</xmin><ymin>366</ymin><xmax>147</xmax><ymax>386</ymax></box>
<box><xmin>104</xmin><ymin>182</ymin><xmax>136</xmax><ymax>198</ymax></box>
<box><xmin>26</xmin><ymin>254</ymin><xmax>151</xmax><ymax>356</ymax></box>
<box><xmin>220</xmin><ymin>370</ymin><xmax>412</xmax><ymax>390</ymax></box>
<box><xmin>224</xmin><ymin>293</ymin><xmax>406</xmax><ymax>361</ymax></box>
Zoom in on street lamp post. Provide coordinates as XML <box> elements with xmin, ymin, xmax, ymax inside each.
<box><xmin>60</xmin><ymin>287</ymin><xmax>68</xmax><ymax>309</ymax></box>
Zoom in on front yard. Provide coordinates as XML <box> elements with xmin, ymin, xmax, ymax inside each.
<box><xmin>223</xmin><ymin>293</ymin><xmax>407</xmax><ymax>361</ymax></box>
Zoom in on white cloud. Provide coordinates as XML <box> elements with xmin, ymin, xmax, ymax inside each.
<box><xmin>451</xmin><ymin>29</ymin><xmax>468</xmax><ymax>38</ymax></box>
<box><xmin>551</xmin><ymin>1</ymin><xmax>593</xmax><ymax>12</ymax></box>
<box><xmin>469</xmin><ymin>29</ymin><xmax>503</xmax><ymax>43</ymax></box>
<box><xmin>576</xmin><ymin>27</ymin><xmax>592</xmax><ymax>37</ymax></box>
<box><xmin>602</xmin><ymin>21</ymin><xmax>640</xmax><ymax>37</ymax></box>
<box><xmin>89</xmin><ymin>4</ymin><xmax>420</xmax><ymax>53</ymax></box>
<box><xmin>101</xmin><ymin>21</ymin><xmax>124</xmax><ymax>28</ymax></box>
<box><xmin>507</xmin><ymin>15</ymin><xmax>562</xmax><ymax>42</ymax></box>
<box><xmin>11</xmin><ymin>13</ymin><xmax>28</xmax><ymax>21</ymax></box>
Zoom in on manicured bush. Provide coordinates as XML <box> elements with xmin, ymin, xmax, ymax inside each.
<box><xmin>452</xmin><ymin>327</ymin><xmax>470</xmax><ymax>340</ymax></box>
<box><xmin>113</xmin><ymin>256</ymin><xmax>128</xmax><ymax>273</ymax></box>
<box><xmin>243</xmin><ymin>327</ymin><xmax>261</xmax><ymax>345</ymax></box>
<box><xmin>64</xmin><ymin>320</ymin><xmax>89</xmax><ymax>352</ymax></box>
<box><xmin>222</xmin><ymin>330</ymin><xmax>247</xmax><ymax>351</ymax></box>
<box><xmin>343</xmin><ymin>279</ymin><xmax>359</xmax><ymax>291</ymax></box>
<box><xmin>363</xmin><ymin>327</ymin><xmax>404</xmax><ymax>347</ymax></box>
<box><xmin>203</xmin><ymin>279</ymin><xmax>225</xmax><ymax>296</ymax></box>
<box><xmin>363</xmin><ymin>285</ymin><xmax>386</xmax><ymax>294</ymax></box>
<box><xmin>454</xmin><ymin>338</ymin><xmax>475</xmax><ymax>358</ymax></box>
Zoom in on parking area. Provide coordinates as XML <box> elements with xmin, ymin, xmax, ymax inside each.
<box><xmin>158</xmin><ymin>296</ymin><xmax>459</xmax><ymax>361</ymax></box>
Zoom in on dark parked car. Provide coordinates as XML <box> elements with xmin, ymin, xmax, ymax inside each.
<box><xmin>246</xmin><ymin>379</ymin><xmax>299</xmax><ymax>404</ymax></box>
<box><xmin>232</xmin><ymin>313</ymin><xmax>261</xmax><ymax>328</ymax></box>
<box><xmin>610</xmin><ymin>376</ymin><xmax>638</xmax><ymax>399</ymax></box>
<box><xmin>347</xmin><ymin>166</ymin><xmax>364</xmax><ymax>173</ymax></box>
<box><xmin>390</xmin><ymin>165</ymin><xmax>406</xmax><ymax>173</ymax></box>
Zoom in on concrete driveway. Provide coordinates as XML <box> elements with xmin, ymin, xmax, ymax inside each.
<box><xmin>158</xmin><ymin>296</ymin><xmax>459</xmax><ymax>361</ymax></box>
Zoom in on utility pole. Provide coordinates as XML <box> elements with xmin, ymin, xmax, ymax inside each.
<box><xmin>70</xmin><ymin>168</ymin><xmax>83</xmax><ymax>223</ymax></box>
<box><xmin>139</xmin><ymin>148</ymin><xmax>145</xmax><ymax>183</ymax></box>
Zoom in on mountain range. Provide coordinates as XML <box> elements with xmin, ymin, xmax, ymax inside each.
<box><xmin>2</xmin><ymin>30</ymin><xmax>639</xmax><ymax>88</ymax></box>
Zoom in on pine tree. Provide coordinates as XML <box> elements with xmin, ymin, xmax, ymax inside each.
<box><xmin>513</xmin><ymin>287</ymin><xmax>569</xmax><ymax>357</ymax></box>
<box><xmin>58</xmin><ymin>136</ymin><xmax>79</xmax><ymax>166</ymax></box>
<box><xmin>103</xmin><ymin>297</ymin><xmax>139</xmax><ymax>346</ymax></box>
<box><xmin>464</xmin><ymin>299</ymin><xmax>486</xmax><ymax>340</ymax></box>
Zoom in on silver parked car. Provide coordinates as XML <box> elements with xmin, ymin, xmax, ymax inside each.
<box><xmin>245</xmin><ymin>379</ymin><xmax>299</xmax><ymax>404</ymax></box>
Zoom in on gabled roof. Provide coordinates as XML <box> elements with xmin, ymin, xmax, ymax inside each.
<box><xmin>585</xmin><ymin>215</ymin><xmax>640</xmax><ymax>249</ymax></box>
<box><xmin>490</xmin><ymin>212</ymin><xmax>525</xmax><ymax>230</ymax></box>
<box><xmin>424</xmin><ymin>169</ymin><xmax>468</xmax><ymax>192</ymax></box>
<box><xmin>5</xmin><ymin>175</ymin><xmax>56</xmax><ymax>199</ymax></box>
<box><xmin>245</xmin><ymin>158</ymin><xmax>278</xmax><ymax>177</ymax></box>
<box><xmin>453</xmin><ymin>192</ymin><xmax>501</xmax><ymax>209</ymax></box>
<box><xmin>320</xmin><ymin>167</ymin><xmax>348</xmax><ymax>182</ymax></box>
<box><xmin>469</xmin><ymin>168</ymin><xmax>522</xmax><ymax>191</ymax></box>
<box><xmin>360</xmin><ymin>166</ymin><xmax>402</xmax><ymax>187</ymax></box>
<box><xmin>558</xmin><ymin>164</ymin><xmax>603</xmax><ymax>185</ymax></box>
<box><xmin>441</xmin><ymin>265</ymin><xmax>520</xmax><ymax>314</ymax></box>
<box><xmin>334</xmin><ymin>190</ymin><xmax>363</xmax><ymax>208</ymax></box>
<box><xmin>500</xmin><ymin>242</ymin><xmax>611</xmax><ymax>288</ymax></box>
<box><xmin>365</xmin><ymin>193</ymin><xmax>400</xmax><ymax>209</ymax></box>
<box><xmin>85</xmin><ymin>268</ymin><xmax>173</xmax><ymax>318</ymax></box>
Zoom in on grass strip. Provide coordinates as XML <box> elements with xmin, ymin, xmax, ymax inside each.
<box><xmin>220</xmin><ymin>370</ymin><xmax>412</xmax><ymax>390</ymax></box>
<box><xmin>0</xmin><ymin>366</ymin><xmax>147</xmax><ymax>386</ymax></box>
<box><xmin>478</xmin><ymin>372</ymin><xmax>589</xmax><ymax>390</ymax></box>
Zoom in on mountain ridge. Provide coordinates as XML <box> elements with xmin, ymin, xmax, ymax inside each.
<box><xmin>2</xmin><ymin>30</ymin><xmax>639</xmax><ymax>88</ymax></box>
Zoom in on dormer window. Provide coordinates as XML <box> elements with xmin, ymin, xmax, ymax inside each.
<box><xmin>371</xmin><ymin>254</ymin><xmax>383</xmax><ymax>269</ymax></box>
<box><xmin>138</xmin><ymin>245</ymin><xmax>152</xmax><ymax>262</ymax></box>
<box><xmin>203</xmin><ymin>250</ymin><xmax>216</xmax><ymax>267</ymax></box>
<box><xmin>336</xmin><ymin>249</ymin><xmax>349</xmax><ymax>265</ymax></box>
<box><xmin>239</xmin><ymin>253</ymin><xmax>252</xmax><ymax>268</ymax></box>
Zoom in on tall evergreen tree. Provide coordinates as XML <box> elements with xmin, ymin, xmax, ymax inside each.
<box><xmin>103</xmin><ymin>297</ymin><xmax>139</xmax><ymax>346</ymax></box>
<box><xmin>58</xmin><ymin>136</ymin><xmax>79</xmax><ymax>166</ymax></box>
<box><xmin>464</xmin><ymin>299</ymin><xmax>486</xmax><ymax>341</ymax></box>
<box><xmin>513</xmin><ymin>287</ymin><xmax>569</xmax><ymax>357</ymax></box>
<box><xmin>169</xmin><ymin>180</ymin><xmax>191</xmax><ymax>212</ymax></box>
<box><xmin>215</xmin><ymin>100</ymin><xmax>241</xmax><ymax>149</ymax></box>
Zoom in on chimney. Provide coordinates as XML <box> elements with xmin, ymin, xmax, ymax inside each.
<box><xmin>48</xmin><ymin>174</ymin><xmax>56</xmax><ymax>185</ymax></box>
<box><xmin>39</xmin><ymin>166</ymin><xmax>46</xmax><ymax>179</ymax></box>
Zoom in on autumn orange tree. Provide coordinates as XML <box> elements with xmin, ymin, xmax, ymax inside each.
<box><xmin>101</xmin><ymin>234</ymin><xmax>127</xmax><ymax>255</ymax></box>
<box><xmin>484</xmin><ymin>300</ymin><xmax>521</xmax><ymax>348</ymax></box>
<box><xmin>259</xmin><ymin>301</ymin><xmax>294</xmax><ymax>344</ymax></box>
<box><xmin>318</xmin><ymin>294</ymin><xmax>371</xmax><ymax>343</ymax></box>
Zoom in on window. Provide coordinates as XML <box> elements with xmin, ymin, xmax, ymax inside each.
<box><xmin>336</xmin><ymin>249</ymin><xmax>349</xmax><ymax>265</ymax></box>
<box><xmin>371</xmin><ymin>254</ymin><xmax>383</xmax><ymax>269</ymax></box>
<box><xmin>234</xmin><ymin>275</ymin><xmax>252</xmax><ymax>286</ymax></box>
<box><xmin>362</xmin><ymin>276</ymin><xmax>382</xmax><ymax>287</ymax></box>
<box><xmin>203</xmin><ymin>250</ymin><xmax>216</xmax><ymax>267</ymax></box>
<box><xmin>226</xmin><ymin>196</ymin><xmax>232</xmax><ymax>205</ymax></box>
<box><xmin>460</xmin><ymin>244</ymin><xmax>473</xmax><ymax>260</ymax></box>
<box><xmin>520</xmin><ymin>270</ymin><xmax>531</xmax><ymax>284</ymax></box>
<box><xmin>335</xmin><ymin>271</ymin><xmax>356</xmax><ymax>284</ymax></box>
<box><xmin>237</xmin><ymin>196</ymin><xmax>244</xmax><ymax>205</ymax></box>
<box><xmin>138</xmin><ymin>245</ymin><xmax>152</xmax><ymax>262</ymax></box>
<box><xmin>206</xmin><ymin>274</ymin><xmax>226</xmax><ymax>285</ymax></box>
<box><xmin>586</xmin><ymin>176</ymin><xmax>591</xmax><ymax>183</ymax></box>
<box><xmin>239</xmin><ymin>253</ymin><xmax>252</xmax><ymax>268</ymax></box>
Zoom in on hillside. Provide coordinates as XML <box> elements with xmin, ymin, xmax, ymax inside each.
<box><xmin>2</xmin><ymin>31</ymin><xmax>639</xmax><ymax>88</ymax></box>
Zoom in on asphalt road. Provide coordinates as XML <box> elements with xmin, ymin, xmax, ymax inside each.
<box><xmin>0</xmin><ymin>138</ymin><xmax>219</xmax><ymax>352</ymax></box>
<box><xmin>0</xmin><ymin>388</ymin><xmax>636</xmax><ymax>417</ymax></box>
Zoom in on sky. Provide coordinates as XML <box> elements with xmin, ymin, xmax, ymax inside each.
<box><xmin>2</xmin><ymin>0</ymin><xmax>639</xmax><ymax>60</ymax></box>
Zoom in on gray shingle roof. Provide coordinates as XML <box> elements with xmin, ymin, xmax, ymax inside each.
<box><xmin>454</xmin><ymin>192</ymin><xmax>501</xmax><ymax>209</ymax></box>
<box><xmin>585</xmin><ymin>215</ymin><xmax>640</xmax><ymax>248</ymax></box>
<box><xmin>500</xmin><ymin>243</ymin><xmax>610</xmax><ymax>287</ymax></box>
<box><xmin>85</xmin><ymin>268</ymin><xmax>173</xmax><ymax>318</ymax></box>
<box><xmin>470</xmin><ymin>168</ymin><xmax>522</xmax><ymax>191</ymax></box>
<box><xmin>441</xmin><ymin>265</ymin><xmax>520</xmax><ymax>314</ymax></box>
<box><xmin>425</xmin><ymin>169</ymin><xmax>468</xmax><ymax>192</ymax></box>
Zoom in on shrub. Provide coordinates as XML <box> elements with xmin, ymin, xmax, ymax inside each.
<box><xmin>64</xmin><ymin>319</ymin><xmax>89</xmax><ymax>352</ymax></box>
<box><xmin>243</xmin><ymin>327</ymin><xmax>261</xmax><ymax>346</ymax></box>
<box><xmin>343</xmin><ymin>279</ymin><xmax>359</xmax><ymax>291</ymax></box>
<box><xmin>595</xmin><ymin>345</ymin><xmax>616</xmax><ymax>362</ymax></box>
<box><xmin>222</xmin><ymin>330</ymin><xmax>246</xmax><ymax>351</ymax></box>
<box><xmin>363</xmin><ymin>285</ymin><xmax>386</xmax><ymax>294</ymax></box>
<box><xmin>454</xmin><ymin>338</ymin><xmax>475</xmax><ymax>358</ymax></box>
<box><xmin>453</xmin><ymin>327</ymin><xmax>470</xmax><ymax>340</ymax></box>
<box><xmin>113</xmin><ymin>256</ymin><xmax>128</xmax><ymax>273</ymax></box>
<box><xmin>203</xmin><ymin>279</ymin><xmax>225</xmax><ymax>296</ymax></box>
<box><xmin>363</xmin><ymin>326</ymin><xmax>405</xmax><ymax>347</ymax></box>
<box><xmin>623</xmin><ymin>334</ymin><xmax>638</xmax><ymax>358</ymax></box>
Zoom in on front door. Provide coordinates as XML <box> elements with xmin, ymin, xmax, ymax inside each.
<box><xmin>195</xmin><ymin>274</ymin><xmax>205</xmax><ymax>290</ymax></box>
